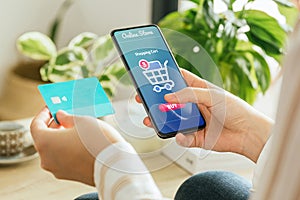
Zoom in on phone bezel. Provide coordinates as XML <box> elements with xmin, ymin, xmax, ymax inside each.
<box><xmin>111</xmin><ymin>24</ymin><xmax>206</xmax><ymax>138</ymax></box>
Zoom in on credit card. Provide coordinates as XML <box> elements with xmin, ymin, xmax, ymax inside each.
<box><xmin>38</xmin><ymin>77</ymin><xmax>114</xmax><ymax>123</ymax></box>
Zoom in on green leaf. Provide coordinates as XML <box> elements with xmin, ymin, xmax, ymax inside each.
<box><xmin>159</xmin><ymin>12</ymin><xmax>186</xmax><ymax>31</ymax></box>
<box><xmin>194</xmin><ymin>0</ymin><xmax>205</xmax><ymax>24</ymax></box>
<box><xmin>266</xmin><ymin>52</ymin><xmax>284</xmax><ymax>64</ymax></box>
<box><xmin>48</xmin><ymin>66</ymin><xmax>82</xmax><ymax>82</ymax></box>
<box><xmin>99</xmin><ymin>79</ymin><xmax>116</xmax><ymax>98</ymax></box>
<box><xmin>235</xmin><ymin>40</ymin><xmax>253</xmax><ymax>51</ymax></box>
<box><xmin>189</xmin><ymin>0</ymin><xmax>201</xmax><ymax>5</ymax></box>
<box><xmin>236</xmin><ymin>41</ymin><xmax>271</xmax><ymax>93</ymax></box>
<box><xmin>109</xmin><ymin>65</ymin><xmax>126</xmax><ymax>80</ymax></box>
<box><xmin>68</xmin><ymin>32</ymin><xmax>98</xmax><ymax>48</ymax></box>
<box><xmin>55</xmin><ymin>47</ymin><xmax>87</xmax><ymax>66</ymax></box>
<box><xmin>233</xmin><ymin>52</ymin><xmax>257</xmax><ymax>89</ymax></box>
<box><xmin>243</xmin><ymin>10</ymin><xmax>286</xmax><ymax>55</ymax></box>
<box><xmin>250</xmin><ymin>51</ymin><xmax>271</xmax><ymax>93</ymax></box>
<box><xmin>17</xmin><ymin>32</ymin><xmax>57</xmax><ymax>60</ymax></box>
<box><xmin>276</xmin><ymin>2</ymin><xmax>298</xmax><ymax>27</ymax></box>
<box><xmin>232</xmin><ymin>62</ymin><xmax>257</xmax><ymax>104</ymax></box>
<box><xmin>162</xmin><ymin>26</ymin><xmax>207</xmax><ymax>51</ymax></box>
<box><xmin>157</xmin><ymin>4</ymin><xmax>278</xmax><ymax>104</ymax></box>
<box><xmin>48</xmin><ymin>0</ymin><xmax>75</xmax><ymax>43</ymax></box>
<box><xmin>81</xmin><ymin>65</ymin><xmax>90</xmax><ymax>78</ymax></box>
<box><xmin>103</xmin><ymin>86</ymin><xmax>114</xmax><ymax>98</ymax></box>
<box><xmin>40</xmin><ymin>63</ymin><xmax>50</xmax><ymax>82</ymax></box>
<box><xmin>91</xmin><ymin>35</ymin><xmax>116</xmax><ymax>62</ymax></box>
<box><xmin>110</xmin><ymin>63</ymin><xmax>132</xmax><ymax>85</ymax></box>
<box><xmin>99</xmin><ymin>74</ymin><xmax>110</xmax><ymax>81</ymax></box>
<box><xmin>273</xmin><ymin>0</ymin><xmax>294</xmax><ymax>7</ymax></box>
<box><xmin>246</xmin><ymin>31</ymin><xmax>281</xmax><ymax>55</ymax></box>
<box><xmin>219</xmin><ymin>61</ymin><xmax>239</xmax><ymax>96</ymax></box>
<box><xmin>201</xmin><ymin>1</ymin><xmax>219</xmax><ymax>30</ymax></box>
<box><xmin>43</xmin><ymin>47</ymin><xmax>88</xmax><ymax>82</ymax></box>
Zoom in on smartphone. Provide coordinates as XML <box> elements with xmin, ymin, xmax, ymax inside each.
<box><xmin>111</xmin><ymin>24</ymin><xmax>206</xmax><ymax>138</ymax></box>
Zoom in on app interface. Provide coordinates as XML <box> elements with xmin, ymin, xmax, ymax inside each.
<box><xmin>113</xmin><ymin>26</ymin><xmax>205</xmax><ymax>135</ymax></box>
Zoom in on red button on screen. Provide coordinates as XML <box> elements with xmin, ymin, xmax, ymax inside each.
<box><xmin>159</xmin><ymin>103</ymin><xmax>186</xmax><ymax>112</ymax></box>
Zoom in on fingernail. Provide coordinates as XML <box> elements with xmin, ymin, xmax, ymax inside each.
<box><xmin>165</xmin><ymin>93</ymin><xmax>176</xmax><ymax>100</ymax></box>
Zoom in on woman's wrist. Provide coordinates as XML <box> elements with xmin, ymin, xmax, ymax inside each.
<box><xmin>240</xmin><ymin>110</ymin><xmax>274</xmax><ymax>163</ymax></box>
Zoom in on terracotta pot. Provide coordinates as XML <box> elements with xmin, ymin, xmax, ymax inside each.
<box><xmin>0</xmin><ymin>63</ymin><xmax>45</xmax><ymax>120</ymax></box>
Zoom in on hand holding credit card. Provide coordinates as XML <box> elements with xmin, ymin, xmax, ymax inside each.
<box><xmin>38</xmin><ymin>77</ymin><xmax>114</xmax><ymax>123</ymax></box>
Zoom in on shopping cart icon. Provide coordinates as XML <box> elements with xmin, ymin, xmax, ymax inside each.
<box><xmin>140</xmin><ymin>59</ymin><xmax>175</xmax><ymax>93</ymax></box>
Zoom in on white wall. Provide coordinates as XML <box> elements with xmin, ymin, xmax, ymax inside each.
<box><xmin>0</xmin><ymin>0</ymin><xmax>152</xmax><ymax>94</ymax></box>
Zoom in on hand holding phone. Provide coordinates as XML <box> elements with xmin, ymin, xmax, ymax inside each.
<box><xmin>111</xmin><ymin>25</ymin><xmax>206</xmax><ymax>138</ymax></box>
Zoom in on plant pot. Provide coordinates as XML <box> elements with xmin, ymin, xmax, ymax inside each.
<box><xmin>0</xmin><ymin>62</ymin><xmax>45</xmax><ymax>120</ymax></box>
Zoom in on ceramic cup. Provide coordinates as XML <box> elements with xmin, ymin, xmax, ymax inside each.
<box><xmin>0</xmin><ymin>121</ymin><xmax>26</xmax><ymax>157</ymax></box>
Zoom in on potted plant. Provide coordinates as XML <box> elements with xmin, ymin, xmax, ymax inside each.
<box><xmin>0</xmin><ymin>32</ymin><xmax>126</xmax><ymax>120</ymax></box>
<box><xmin>16</xmin><ymin>31</ymin><xmax>127</xmax><ymax>97</ymax></box>
<box><xmin>0</xmin><ymin>0</ymin><xmax>127</xmax><ymax>120</ymax></box>
<box><xmin>158</xmin><ymin>0</ymin><xmax>298</xmax><ymax>104</ymax></box>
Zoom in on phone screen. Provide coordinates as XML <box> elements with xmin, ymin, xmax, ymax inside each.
<box><xmin>111</xmin><ymin>25</ymin><xmax>205</xmax><ymax>138</ymax></box>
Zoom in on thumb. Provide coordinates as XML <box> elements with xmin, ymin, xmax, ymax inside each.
<box><xmin>56</xmin><ymin>110</ymin><xmax>75</xmax><ymax>128</ymax></box>
<box><xmin>175</xmin><ymin>133</ymin><xmax>195</xmax><ymax>147</ymax></box>
<box><xmin>165</xmin><ymin>87</ymin><xmax>213</xmax><ymax>107</ymax></box>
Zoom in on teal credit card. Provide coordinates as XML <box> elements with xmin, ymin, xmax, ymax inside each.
<box><xmin>38</xmin><ymin>77</ymin><xmax>114</xmax><ymax>123</ymax></box>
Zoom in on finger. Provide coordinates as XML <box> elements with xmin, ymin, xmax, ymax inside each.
<box><xmin>175</xmin><ymin>133</ymin><xmax>197</xmax><ymax>147</ymax></box>
<box><xmin>176</xmin><ymin>105</ymin><xmax>210</xmax><ymax>147</ymax></box>
<box><xmin>135</xmin><ymin>95</ymin><xmax>142</xmax><ymax>103</ymax></box>
<box><xmin>143</xmin><ymin>117</ymin><xmax>153</xmax><ymax>127</ymax></box>
<box><xmin>176</xmin><ymin>131</ymin><xmax>206</xmax><ymax>148</ymax></box>
<box><xmin>165</xmin><ymin>87</ymin><xmax>213</xmax><ymax>107</ymax></box>
<box><xmin>48</xmin><ymin>118</ymin><xmax>61</xmax><ymax>129</ymax></box>
<box><xmin>30</xmin><ymin>106</ymin><xmax>52</xmax><ymax>132</ymax></box>
<box><xmin>56</xmin><ymin>110</ymin><xmax>75</xmax><ymax>128</ymax></box>
<box><xmin>180</xmin><ymin>68</ymin><xmax>222</xmax><ymax>90</ymax></box>
<box><xmin>197</xmin><ymin>104</ymin><xmax>211</xmax><ymax>124</ymax></box>
<box><xmin>180</xmin><ymin>69</ymin><xmax>208</xmax><ymax>88</ymax></box>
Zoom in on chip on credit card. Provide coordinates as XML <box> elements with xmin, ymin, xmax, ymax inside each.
<box><xmin>38</xmin><ymin>77</ymin><xmax>114</xmax><ymax>123</ymax></box>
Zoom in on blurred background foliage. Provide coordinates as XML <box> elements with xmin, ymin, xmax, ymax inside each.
<box><xmin>159</xmin><ymin>0</ymin><xmax>298</xmax><ymax>104</ymax></box>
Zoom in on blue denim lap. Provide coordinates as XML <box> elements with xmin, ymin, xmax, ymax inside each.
<box><xmin>74</xmin><ymin>192</ymin><xmax>98</xmax><ymax>200</ymax></box>
<box><xmin>175</xmin><ymin>171</ymin><xmax>251</xmax><ymax>200</ymax></box>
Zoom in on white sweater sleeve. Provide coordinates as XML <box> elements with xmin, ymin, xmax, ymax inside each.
<box><xmin>250</xmin><ymin>19</ymin><xmax>300</xmax><ymax>200</ymax></box>
<box><xmin>251</xmin><ymin>135</ymin><xmax>273</xmax><ymax>193</ymax></box>
<box><xmin>94</xmin><ymin>141</ymin><xmax>164</xmax><ymax>200</ymax></box>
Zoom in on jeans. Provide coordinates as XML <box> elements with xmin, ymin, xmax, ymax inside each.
<box><xmin>75</xmin><ymin>171</ymin><xmax>251</xmax><ymax>200</ymax></box>
<box><xmin>175</xmin><ymin>171</ymin><xmax>251</xmax><ymax>200</ymax></box>
<box><xmin>74</xmin><ymin>192</ymin><xmax>99</xmax><ymax>200</ymax></box>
